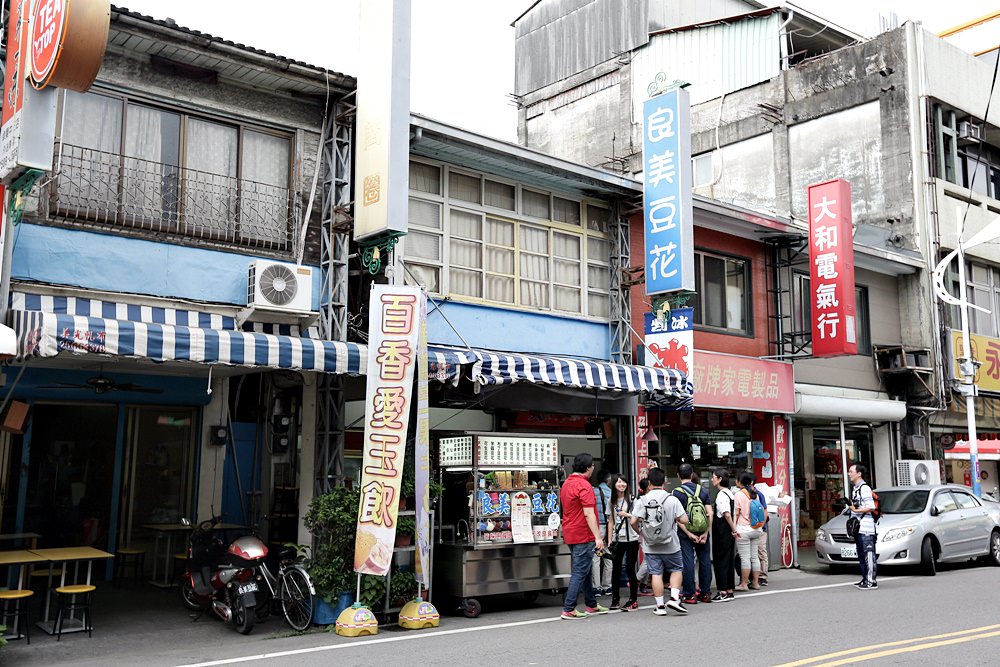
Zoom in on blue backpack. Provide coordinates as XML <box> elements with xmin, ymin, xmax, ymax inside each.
<box><xmin>745</xmin><ymin>488</ymin><xmax>767</xmax><ymax>529</ymax></box>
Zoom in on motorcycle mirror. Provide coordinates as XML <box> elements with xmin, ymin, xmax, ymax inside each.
<box><xmin>181</xmin><ymin>518</ymin><xmax>191</xmax><ymax>526</ymax></box>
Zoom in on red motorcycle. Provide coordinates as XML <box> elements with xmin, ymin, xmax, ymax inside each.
<box><xmin>178</xmin><ymin>517</ymin><xmax>315</xmax><ymax>634</ymax></box>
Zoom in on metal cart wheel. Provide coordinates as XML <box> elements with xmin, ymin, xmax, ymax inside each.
<box><xmin>522</xmin><ymin>591</ymin><xmax>539</xmax><ymax>603</ymax></box>
<box><xmin>462</xmin><ymin>598</ymin><xmax>482</xmax><ymax>618</ymax></box>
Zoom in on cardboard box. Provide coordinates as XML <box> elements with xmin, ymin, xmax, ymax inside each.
<box><xmin>1</xmin><ymin>401</ymin><xmax>29</xmax><ymax>434</ymax></box>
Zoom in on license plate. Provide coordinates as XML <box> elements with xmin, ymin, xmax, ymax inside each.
<box><xmin>238</xmin><ymin>582</ymin><xmax>258</xmax><ymax>596</ymax></box>
<box><xmin>840</xmin><ymin>546</ymin><xmax>857</xmax><ymax>559</ymax></box>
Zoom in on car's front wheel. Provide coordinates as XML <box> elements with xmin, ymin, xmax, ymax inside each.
<box><xmin>920</xmin><ymin>536</ymin><xmax>937</xmax><ymax>576</ymax></box>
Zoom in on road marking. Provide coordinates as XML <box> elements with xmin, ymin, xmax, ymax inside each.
<box><xmin>773</xmin><ymin>623</ymin><xmax>1000</xmax><ymax>667</ymax></box>
<box><xmin>174</xmin><ymin>577</ymin><xmax>904</xmax><ymax>667</ymax></box>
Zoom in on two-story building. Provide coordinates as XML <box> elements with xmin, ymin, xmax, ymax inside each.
<box><xmin>0</xmin><ymin>8</ymin><xmax>359</xmax><ymax>566</ymax></box>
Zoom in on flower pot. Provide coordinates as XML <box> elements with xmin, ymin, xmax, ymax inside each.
<box><xmin>395</xmin><ymin>533</ymin><xmax>413</xmax><ymax>548</ymax></box>
<box><xmin>314</xmin><ymin>591</ymin><xmax>354</xmax><ymax>626</ymax></box>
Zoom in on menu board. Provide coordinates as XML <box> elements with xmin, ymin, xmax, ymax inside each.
<box><xmin>438</xmin><ymin>436</ymin><xmax>474</xmax><ymax>466</ymax></box>
<box><xmin>510</xmin><ymin>491</ymin><xmax>534</xmax><ymax>544</ymax></box>
<box><xmin>477</xmin><ymin>436</ymin><xmax>559</xmax><ymax>466</ymax></box>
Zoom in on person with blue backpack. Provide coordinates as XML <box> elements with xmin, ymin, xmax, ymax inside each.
<box><xmin>733</xmin><ymin>471</ymin><xmax>766</xmax><ymax>592</ymax></box>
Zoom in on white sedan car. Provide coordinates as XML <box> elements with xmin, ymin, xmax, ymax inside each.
<box><xmin>814</xmin><ymin>485</ymin><xmax>1000</xmax><ymax>575</ymax></box>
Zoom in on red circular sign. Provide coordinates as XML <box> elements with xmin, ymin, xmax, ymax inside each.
<box><xmin>30</xmin><ymin>0</ymin><xmax>67</xmax><ymax>87</ymax></box>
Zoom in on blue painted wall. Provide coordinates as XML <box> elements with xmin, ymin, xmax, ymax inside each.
<box><xmin>12</xmin><ymin>223</ymin><xmax>321</xmax><ymax>309</ymax></box>
<box><xmin>221</xmin><ymin>422</ymin><xmax>258</xmax><ymax>527</ymax></box>
<box><xmin>427</xmin><ymin>300</ymin><xmax>611</xmax><ymax>359</ymax></box>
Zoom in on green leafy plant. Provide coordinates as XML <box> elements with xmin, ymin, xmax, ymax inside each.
<box><xmin>389</xmin><ymin>569</ymin><xmax>418</xmax><ymax>607</ymax></box>
<box><xmin>0</xmin><ymin>624</ymin><xmax>6</xmax><ymax>649</ymax></box>
<box><xmin>396</xmin><ymin>516</ymin><xmax>416</xmax><ymax>536</ymax></box>
<box><xmin>304</xmin><ymin>486</ymin><xmax>361</xmax><ymax>600</ymax></box>
<box><xmin>359</xmin><ymin>573</ymin><xmax>387</xmax><ymax>610</ymax></box>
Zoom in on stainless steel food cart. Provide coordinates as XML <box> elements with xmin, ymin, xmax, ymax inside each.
<box><xmin>434</xmin><ymin>433</ymin><xmax>571</xmax><ymax>617</ymax></box>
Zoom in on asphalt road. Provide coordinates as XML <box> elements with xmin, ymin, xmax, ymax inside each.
<box><xmin>9</xmin><ymin>560</ymin><xmax>1000</xmax><ymax>666</ymax></box>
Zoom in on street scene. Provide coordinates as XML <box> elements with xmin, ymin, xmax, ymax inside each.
<box><xmin>0</xmin><ymin>0</ymin><xmax>1000</xmax><ymax>665</ymax></box>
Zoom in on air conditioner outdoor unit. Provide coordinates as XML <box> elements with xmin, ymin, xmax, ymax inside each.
<box><xmin>896</xmin><ymin>459</ymin><xmax>941</xmax><ymax>487</ymax></box>
<box><xmin>958</xmin><ymin>120</ymin><xmax>983</xmax><ymax>144</ymax></box>
<box><xmin>247</xmin><ymin>260</ymin><xmax>314</xmax><ymax>314</ymax></box>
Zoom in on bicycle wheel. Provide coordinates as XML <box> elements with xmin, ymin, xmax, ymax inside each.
<box><xmin>280</xmin><ymin>567</ymin><xmax>315</xmax><ymax>632</ymax></box>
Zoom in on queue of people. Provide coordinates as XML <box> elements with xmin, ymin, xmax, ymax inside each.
<box><xmin>558</xmin><ymin>452</ymin><xmax>773</xmax><ymax>619</ymax></box>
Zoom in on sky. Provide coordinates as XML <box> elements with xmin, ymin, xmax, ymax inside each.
<box><xmin>116</xmin><ymin>1</ymin><xmax>1000</xmax><ymax>142</ymax></box>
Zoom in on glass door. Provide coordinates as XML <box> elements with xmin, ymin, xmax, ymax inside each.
<box><xmin>120</xmin><ymin>407</ymin><xmax>197</xmax><ymax>549</ymax></box>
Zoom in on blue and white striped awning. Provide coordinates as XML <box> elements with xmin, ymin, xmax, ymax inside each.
<box><xmin>10</xmin><ymin>309</ymin><xmax>364</xmax><ymax>375</ymax></box>
<box><xmin>427</xmin><ymin>345</ymin><xmax>691</xmax><ymax>407</ymax></box>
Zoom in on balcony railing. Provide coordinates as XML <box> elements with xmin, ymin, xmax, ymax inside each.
<box><xmin>52</xmin><ymin>144</ymin><xmax>294</xmax><ymax>251</ymax></box>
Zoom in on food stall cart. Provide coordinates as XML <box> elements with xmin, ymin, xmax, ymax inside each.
<box><xmin>434</xmin><ymin>433</ymin><xmax>571</xmax><ymax>618</ymax></box>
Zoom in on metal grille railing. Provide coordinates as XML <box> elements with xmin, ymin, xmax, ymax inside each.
<box><xmin>53</xmin><ymin>144</ymin><xmax>293</xmax><ymax>251</ymax></box>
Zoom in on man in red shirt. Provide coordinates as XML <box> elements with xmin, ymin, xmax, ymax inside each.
<box><xmin>559</xmin><ymin>452</ymin><xmax>609</xmax><ymax>619</ymax></box>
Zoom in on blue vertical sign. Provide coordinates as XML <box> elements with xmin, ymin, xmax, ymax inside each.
<box><xmin>643</xmin><ymin>88</ymin><xmax>694</xmax><ymax>295</ymax></box>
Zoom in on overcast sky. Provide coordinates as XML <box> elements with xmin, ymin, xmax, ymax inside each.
<box><xmin>117</xmin><ymin>1</ymin><xmax>999</xmax><ymax>142</ymax></box>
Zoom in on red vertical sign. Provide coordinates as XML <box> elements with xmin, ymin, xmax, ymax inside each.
<box><xmin>807</xmin><ymin>179</ymin><xmax>857</xmax><ymax>357</ymax></box>
<box><xmin>2</xmin><ymin>0</ymin><xmax>28</xmax><ymax>125</ymax></box>
<box><xmin>635</xmin><ymin>405</ymin><xmax>649</xmax><ymax>481</ymax></box>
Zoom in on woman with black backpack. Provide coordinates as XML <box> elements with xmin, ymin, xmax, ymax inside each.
<box><xmin>605</xmin><ymin>474</ymin><xmax>640</xmax><ymax>610</ymax></box>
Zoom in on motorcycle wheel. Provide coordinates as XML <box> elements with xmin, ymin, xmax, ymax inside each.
<box><xmin>280</xmin><ymin>567</ymin><xmax>315</xmax><ymax>632</ymax></box>
<box><xmin>178</xmin><ymin>575</ymin><xmax>204</xmax><ymax>612</ymax></box>
<box><xmin>233</xmin><ymin>596</ymin><xmax>255</xmax><ymax>635</ymax></box>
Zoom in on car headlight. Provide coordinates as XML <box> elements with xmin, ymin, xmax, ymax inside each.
<box><xmin>882</xmin><ymin>526</ymin><xmax>915</xmax><ymax>542</ymax></box>
<box><xmin>816</xmin><ymin>528</ymin><xmax>829</xmax><ymax>543</ymax></box>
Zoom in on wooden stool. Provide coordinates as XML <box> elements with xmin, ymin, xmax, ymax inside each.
<box><xmin>115</xmin><ymin>548</ymin><xmax>146</xmax><ymax>585</ymax></box>
<box><xmin>54</xmin><ymin>584</ymin><xmax>95</xmax><ymax>640</ymax></box>
<box><xmin>0</xmin><ymin>590</ymin><xmax>33</xmax><ymax>644</ymax></box>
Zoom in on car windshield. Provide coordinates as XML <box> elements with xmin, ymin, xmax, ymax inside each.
<box><xmin>876</xmin><ymin>489</ymin><xmax>929</xmax><ymax>514</ymax></box>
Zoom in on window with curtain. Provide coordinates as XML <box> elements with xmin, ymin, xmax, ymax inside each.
<box><xmin>59</xmin><ymin>91</ymin><xmax>123</xmax><ymax>214</ymax></box>
<box><xmin>184</xmin><ymin>118</ymin><xmax>237</xmax><ymax>237</ymax></box>
<box><xmin>449</xmin><ymin>171</ymin><xmax>481</xmax><ymax>204</ymax></box>
<box><xmin>449</xmin><ymin>209</ymin><xmax>484</xmax><ymax>297</ymax></box>
<box><xmin>123</xmin><ymin>103</ymin><xmax>181</xmax><ymax>227</ymax></box>
<box><xmin>692</xmin><ymin>251</ymin><xmax>750</xmax><ymax>334</ymax></box>
<box><xmin>403</xmin><ymin>162</ymin><xmax>613</xmax><ymax>319</ymax></box>
<box><xmin>56</xmin><ymin>90</ymin><xmax>293</xmax><ymax>250</ymax></box>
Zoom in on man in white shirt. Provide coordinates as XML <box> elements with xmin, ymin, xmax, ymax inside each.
<box><xmin>848</xmin><ymin>462</ymin><xmax>878</xmax><ymax>590</ymax></box>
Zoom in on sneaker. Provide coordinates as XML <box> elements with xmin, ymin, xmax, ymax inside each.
<box><xmin>852</xmin><ymin>581</ymin><xmax>865</xmax><ymax>588</ymax></box>
<box><xmin>621</xmin><ymin>599</ymin><xmax>639</xmax><ymax>611</ymax></box>
<box><xmin>666</xmin><ymin>598</ymin><xmax>688</xmax><ymax>614</ymax></box>
<box><xmin>609</xmin><ymin>600</ymin><xmax>620</xmax><ymax>610</ymax></box>
<box><xmin>639</xmin><ymin>586</ymin><xmax>653</xmax><ymax>596</ymax></box>
<box><xmin>718</xmin><ymin>592</ymin><xmax>735</xmax><ymax>602</ymax></box>
<box><xmin>710</xmin><ymin>592</ymin><xmax>726</xmax><ymax>601</ymax></box>
<box><xmin>759</xmin><ymin>578</ymin><xmax>769</xmax><ymax>587</ymax></box>
<box><xmin>681</xmin><ymin>595</ymin><xmax>698</xmax><ymax>605</ymax></box>
<box><xmin>697</xmin><ymin>593</ymin><xmax>712</xmax><ymax>603</ymax></box>
<box><xmin>585</xmin><ymin>603</ymin><xmax>610</xmax><ymax>615</ymax></box>
<box><xmin>653</xmin><ymin>605</ymin><xmax>668</xmax><ymax>616</ymax></box>
<box><xmin>560</xmin><ymin>609</ymin><xmax>588</xmax><ymax>620</ymax></box>
<box><xmin>859</xmin><ymin>583</ymin><xmax>878</xmax><ymax>590</ymax></box>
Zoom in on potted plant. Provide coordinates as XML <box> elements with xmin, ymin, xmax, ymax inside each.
<box><xmin>395</xmin><ymin>516</ymin><xmax>416</xmax><ymax>547</ymax></box>
<box><xmin>304</xmin><ymin>486</ymin><xmax>361</xmax><ymax>624</ymax></box>
<box><xmin>389</xmin><ymin>569</ymin><xmax>418</xmax><ymax>608</ymax></box>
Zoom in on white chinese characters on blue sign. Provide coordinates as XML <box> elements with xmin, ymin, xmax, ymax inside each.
<box><xmin>643</xmin><ymin>88</ymin><xmax>694</xmax><ymax>295</ymax></box>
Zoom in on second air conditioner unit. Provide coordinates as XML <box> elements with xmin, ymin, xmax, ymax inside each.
<box><xmin>896</xmin><ymin>459</ymin><xmax>941</xmax><ymax>487</ymax></box>
<box><xmin>247</xmin><ymin>260</ymin><xmax>314</xmax><ymax>314</ymax></box>
<box><xmin>958</xmin><ymin>120</ymin><xmax>983</xmax><ymax>144</ymax></box>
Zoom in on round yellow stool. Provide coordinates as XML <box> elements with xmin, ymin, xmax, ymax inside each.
<box><xmin>54</xmin><ymin>584</ymin><xmax>96</xmax><ymax>640</ymax></box>
<box><xmin>0</xmin><ymin>589</ymin><xmax>33</xmax><ymax>643</ymax></box>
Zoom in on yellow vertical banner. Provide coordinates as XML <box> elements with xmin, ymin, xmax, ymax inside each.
<box><xmin>415</xmin><ymin>291</ymin><xmax>431</xmax><ymax>587</ymax></box>
<box><xmin>354</xmin><ymin>285</ymin><xmax>422</xmax><ymax>576</ymax></box>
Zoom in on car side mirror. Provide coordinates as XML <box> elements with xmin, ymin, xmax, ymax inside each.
<box><xmin>930</xmin><ymin>506</ymin><xmax>939</xmax><ymax>517</ymax></box>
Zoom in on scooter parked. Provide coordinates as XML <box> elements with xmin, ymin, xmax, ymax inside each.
<box><xmin>178</xmin><ymin>516</ymin><xmax>267</xmax><ymax>635</ymax></box>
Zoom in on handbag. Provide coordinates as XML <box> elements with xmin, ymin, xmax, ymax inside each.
<box><xmin>602</xmin><ymin>507</ymin><xmax>629</xmax><ymax>560</ymax></box>
<box><xmin>846</xmin><ymin>516</ymin><xmax>861</xmax><ymax>538</ymax></box>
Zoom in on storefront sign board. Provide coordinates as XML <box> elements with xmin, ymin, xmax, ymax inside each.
<box><xmin>751</xmin><ymin>415</ymin><xmax>793</xmax><ymax>568</ymax></box>
<box><xmin>692</xmin><ymin>350</ymin><xmax>793</xmax><ymax>414</ymax></box>
<box><xmin>1</xmin><ymin>0</ymin><xmax>58</xmax><ymax>184</ymax></box>
<box><xmin>28</xmin><ymin>0</ymin><xmax>110</xmax><ymax>92</ymax></box>
<box><xmin>807</xmin><ymin>179</ymin><xmax>857</xmax><ymax>357</ymax></box>
<box><xmin>644</xmin><ymin>308</ymin><xmax>693</xmax><ymax>383</ymax></box>
<box><xmin>354</xmin><ymin>285</ymin><xmax>423</xmax><ymax>576</ymax></box>
<box><xmin>353</xmin><ymin>0</ymin><xmax>411</xmax><ymax>241</ymax></box>
<box><xmin>635</xmin><ymin>405</ymin><xmax>649</xmax><ymax>480</ymax></box>
<box><xmin>950</xmin><ymin>329</ymin><xmax>1000</xmax><ymax>394</ymax></box>
<box><xmin>642</xmin><ymin>87</ymin><xmax>694</xmax><ymax>295</ymax></box>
